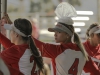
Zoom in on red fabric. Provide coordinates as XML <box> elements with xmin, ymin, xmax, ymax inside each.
<box><xmin>8</xmin><ymin>65</ymin><xmax>24</xmax><ymax>75</ymax></box>
<box><xmin>83</xmin><ymin>57</ymin><xmax>100</xmax><ymax>75</ymax></box>
<box><xmin>0</xmin><ymin>32</ymin><xmax>14</xmax><ymax>48</ymax></box>
<box><xmin>33</xmin><ymin>37</ymin><xmax>80</xmax><ymax>58</ymax></box>
<box><xmin>83</xmin><ymin>40</ymin><xmax>100</xmax><ymax>69</ymax></box>
<box><xmin>83</xmin><ymin>40</ymin><xmax>100</xmax><ymax>58</ymax></box>
<box><xmin>31</xmin><ymin>22</ymin><xmax>39</xmax><ymax>39</ymax></box>
<box><xmin>0</xmin><ymin>32</ymin><xmax>34</xmax><ymax>75</ymax></box>
<box><xmin>33</xmin><ymin>37</ymin><xmax>100</xmax><ymax>75</ymax></box>
<box><xmin>0</xmin><ymin>45</ymin><xmax>28</xmax><ymax>75</ymax></box>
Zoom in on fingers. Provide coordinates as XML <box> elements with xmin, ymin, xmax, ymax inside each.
<box><xmin>2</xmin><ymin>13</ymin><xmax>12</xmax><ymax>24</ymax></box>
<box><xmin>0</xmin><ymin>13</ymin><xmax>12</xmax><ymax>26</ymax></box>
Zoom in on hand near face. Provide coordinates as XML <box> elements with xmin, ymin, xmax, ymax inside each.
<box><xmin>0</xmin><ymin>13</ymin><xmax>12</xmax><ymax>36</ymax></box>
<box><xmin>1</xmin><ymin>14</ymin><xmax>12</xmax><ymax>26</ymax></box>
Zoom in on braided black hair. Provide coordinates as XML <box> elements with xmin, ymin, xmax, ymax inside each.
<box><xmin>14</xmin><ymin>18</ymin><xmax>44</xmax><ymax>71</ymax></box>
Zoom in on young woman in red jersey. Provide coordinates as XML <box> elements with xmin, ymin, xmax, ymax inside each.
<box><xmin>83</xmin><ymin>23</ymin><xmax>100</xmax><ymax>69</ymax></box>
<box><xmin>0</xmin><ymin>16</ymin><xmax>44</xmax><ymax>75</ymax></box>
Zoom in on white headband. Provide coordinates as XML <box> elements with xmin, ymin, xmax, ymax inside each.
<box><xmin>89</xmin><ymin>26</ymin><xmax>100</xmax><ymax>36</ymax></box>
<box><xmin>4</xmin><ymin>24</ymin><xmax>27</xmax><ymax>37</ymax></box>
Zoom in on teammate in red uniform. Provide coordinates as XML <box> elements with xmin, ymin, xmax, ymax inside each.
<box><xmin>0</xmin><ymin>17</ymin><xmax>44</xmax><ymax>75</ymax></box>
<box><xmin>83</xmin><ymin>23</ymin><xmax>100</xmax><ymax>69</ymax></box>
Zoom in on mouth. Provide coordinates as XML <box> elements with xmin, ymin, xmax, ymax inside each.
<box><xmin>55</xmin><ymin>38</ymin><xmax>57</xmax><ymax>40</ymax></box>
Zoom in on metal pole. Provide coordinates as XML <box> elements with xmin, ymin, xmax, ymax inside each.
<box><xmin>1</xmin><ymin>0</ymin><xmax>7</xmax><ymax>16</ymax></box>
<box><xmin>4</xmin><ymin>0</ymin><xmax>7</xmax><ymax>14</ymax></box>
<box><xmin>0</xmin><ymin>0</ymin><xmax>7</xmax><ymax>51</ymax></box>
<box><xmin>0</xmin><ymin>0</ymin><xmax>1</xmax><ymax>18</ymax></box>
<box><xmin>0</xmin><ymin>0</ymin><xmax>1</xmax><ymax>51</ymax></box>
<box><xmin>97</xmin><ymin>0</ymin><xmax>100</xmax><ymax>24</ymax></box>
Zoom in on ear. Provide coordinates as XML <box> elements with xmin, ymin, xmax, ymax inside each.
<box><xmin>90</xmin><ymin>33</ymin><xmax>94</xmax><ymax>38</ymax></box>
<box><xmin>65</xmin><ymin>33</ymin><xmax>68</xmax><ymax>37</ymax></box>
<box><xmin>14</xmin><ymin>32</ymin><xmax>19</xmax><ymax>37</ymax></box>
<box><xmin>66</xmin><ymin>33</ymin><xmax>70</xmax><ymax>38</ymax></box>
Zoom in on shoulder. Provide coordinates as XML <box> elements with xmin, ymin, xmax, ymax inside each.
<box><xmin>1</xmin><ymin>45</ymin><xmax>28</xmax><ymax>57</ymax></box>
<box><xmin>61</xmin><ymin>43</ymin><xmax>80</xmax><ymax>51</ymax></box>
<box><xmin>1</xmin><ymin>45</ymin><xmax>19</xmax><ymax>53</ymax></box>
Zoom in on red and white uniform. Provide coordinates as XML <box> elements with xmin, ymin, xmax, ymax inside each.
<box><xmin>0</xmin><ymin>33</ymin><xmax>40</xmax><ymax>75</ymax></box>
<box><xmin>84</xmin><ymin>40</ymin><xmax>100</xmax><ymax>69</ymax></box>
<box><xmin>33</xmin><ymin>38</ymin><xmax>100</xmax><ymax>75</ymax></box>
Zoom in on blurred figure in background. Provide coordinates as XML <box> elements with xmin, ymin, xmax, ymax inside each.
<box><xmin>42</xmin><ymin>57</ymin><xmax>51</xmax><ymax>75</ymax></box>
<box><xmin>30</xmin><ymin>18</ymin><xmax>51</xmax><ymax>75</ymax></box>
<box><xmin>31</xmin><ymin>18</ymin><xmax>40</xmax><ymax>39</ymax></box>
<box><xmin>40</xmin><ymin>64</ymin><xmax>50</xmax><ymax>75</ymax></box>
<box><xmin>83</xmin><ymin>23</ymin><xmax>100</xmax><ymax>69</ymax></box>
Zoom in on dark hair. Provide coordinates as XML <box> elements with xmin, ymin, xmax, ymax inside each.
<box><xmin>14</xmin><ymin>18</ymin><xmax>44</xmax><ymax>71</ymax></box>
<box><xmin>59</xmin><ymin>22</ymin><xmax>88</xmax><ymax>61</ymax></box>
<box><xmin>86</xmin><ymin>23</ymin><xmax>99</xmax><ymax>37</ymax></box>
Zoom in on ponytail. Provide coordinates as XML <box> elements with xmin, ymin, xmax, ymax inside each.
<box><xmin>74</xmin><ymin>33</ymin><xmax>89</xmax><ymax>61</ymax></box>
<box><xmin>28</xmin><ymin>36</ymin><xmax>44</xmax><ymax>72</ymax></box>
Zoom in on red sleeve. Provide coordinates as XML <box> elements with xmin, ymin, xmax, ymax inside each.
<box><xmin>0</xmin><ymin>46</ymin><xmax>21</xmax><ymax>64</ymax></box>
<box><xmin>0</xmin><ymin>32</ymin><xmax>14</xmax><ymax>48</ymax></box>
<box><xmin>8</xmin><ymin>65</ymin><xmax>24</xmax><ymax>75</ymax></box>
<box><xmin>33</xmin><ymin>37</ymin><xmax>63</xmax><ymax>58</ymax></box>
<box><xmin>84</xmin><ymin>57</ymin><xmax>100</xmax><ymax>75</ymax></box>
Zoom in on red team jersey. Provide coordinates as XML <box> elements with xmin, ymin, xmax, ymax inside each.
<box><xmin>0</xmin><ymin>33</ymin><xmax>40</xmax><ymax>75</ymax></box>
<box><xmin>84</xmin><ymin>40</ymin><xmax>100</xmax><ymax>69</ymax></box>
<box><xmin>33</xmin><ymin>38</ymin><xmax>100</xmax><ymax>75</ymax></box>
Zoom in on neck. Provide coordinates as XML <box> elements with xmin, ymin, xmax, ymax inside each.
<box><xmin>89</xmin><ymin>40</ymin><xmax>98</xmax><ymax>46</ymax></box>
<box><xmin>15</xmin><ymin>39</ymin><xmax>28</xmax><ymax>45</ymax></box>
<box><xmin>64</xmin><ymin>39</ymin><xmax>71</xmax><ymax>43</ymax></box>
<box><xmin>61</xmin><ymin>40</ymin><xmax>71</xmax><ymax>44</ymax></box>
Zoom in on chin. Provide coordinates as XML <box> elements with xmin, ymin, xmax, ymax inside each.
<box><xmin>11</xmin><ymin>40</ymin><xmax>14</xmax><ymax>44</ymax></box>
<box><xmin>55</xmin><ymin>41</ymin><xmax>59</xmax><ymax>43</ymax></box>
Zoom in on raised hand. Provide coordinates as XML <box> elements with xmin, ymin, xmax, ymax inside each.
<box><xmin>0</xmin><ymin>14</ymin><xmax>12</xmax><ymax>36</ymax></box>
<box><xmin>1</xmin><ymin>14</ymin><xmax>12</xmax><ymax>25</ymax></box>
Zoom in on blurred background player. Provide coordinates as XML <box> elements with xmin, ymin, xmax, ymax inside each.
<box><xmin>83</xmin><ymin>23</ymin><xmax>100</xmax><ymax>69</ymax></box>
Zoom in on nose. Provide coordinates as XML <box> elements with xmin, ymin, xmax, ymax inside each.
<box><xmin>54</xmin><ymin>32</ymin><xmax>57</xmax><ymax>37</ymax></box>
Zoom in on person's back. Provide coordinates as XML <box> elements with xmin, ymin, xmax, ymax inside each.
<box><xmin>52</xmin><ymin>43</ymin><xmax>86</xmax><ymax>75</ymax></box>
<box><xmin>0</xmin><ymin>17</ymin><xmax>44</xmax><ymax>75</ymax></box>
